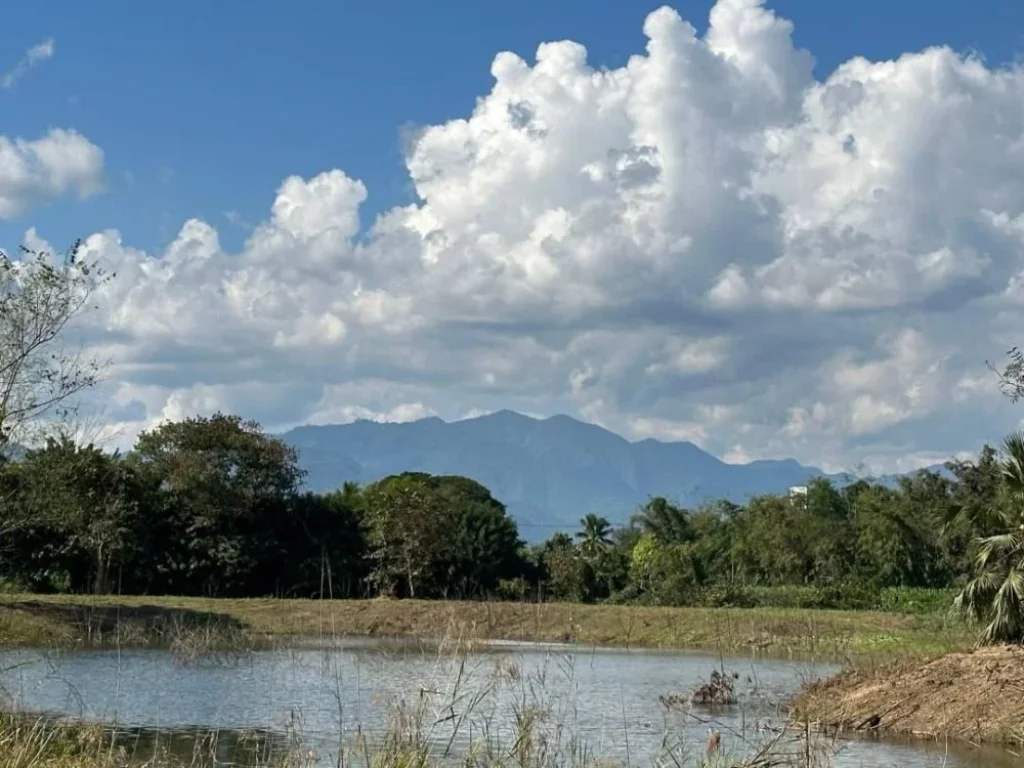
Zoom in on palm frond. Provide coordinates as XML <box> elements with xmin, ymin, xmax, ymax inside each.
<box><xmin>1007</xmin><ymin>567</ymin><xmax>1024</xmax><ymax>602</ymax></box>
<box><xmin>976</xmin><ymin>532</ymin><xmax>1024</xmax><ymax>569</ymax></box>
<box><xmin>954</xmin><ymin>569</ymin><xmax>1002</xmax><ymax>621</ymax></box>
<box><xmin>983</xmin><ymin>573</ymin><xmax>1024</xmax><ymax>644</ymax></box>
<box><xmin>1002</xmin><ymin>432</ymin><xmax>1024</xmax><ymax>498</ymax></box>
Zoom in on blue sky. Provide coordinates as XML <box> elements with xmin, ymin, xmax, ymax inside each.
<box><xmin>3</xmin><ymin>0</ymin><xmax>1021</xmax><ymax>253</ymax></box>
<box><xmin>2</xmin><ymin>0</ymin><xmax>1024</xmax><ymax>473</ymax></box>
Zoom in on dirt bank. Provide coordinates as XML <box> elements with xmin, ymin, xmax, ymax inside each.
<box><xmin>793</xmin><ymin>645</ymin><xmax>1024</xmax><ymax>746</ymax></box>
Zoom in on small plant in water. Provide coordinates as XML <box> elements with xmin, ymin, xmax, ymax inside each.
<box><xmin>661</xmin><ymin>670</ymin><xmax>739</xmax><ymax>710</ymax></box>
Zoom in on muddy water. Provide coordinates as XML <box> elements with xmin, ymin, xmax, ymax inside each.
<box><xmin>0</xmin><ymin>640</ymin><xmax>1016</xmax><ymax>767</ymax></box>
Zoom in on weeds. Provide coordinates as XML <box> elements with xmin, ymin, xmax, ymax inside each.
<box><xmin>166</xmin><ymin>619</ymin><xmax>268</xmax><ymax>667</ymax></box>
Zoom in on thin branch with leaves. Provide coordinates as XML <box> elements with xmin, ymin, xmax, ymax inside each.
<box><xmin>0</xmin><ymin>239</ymin><xmax>111</xmax><ymax>452</ymax></box>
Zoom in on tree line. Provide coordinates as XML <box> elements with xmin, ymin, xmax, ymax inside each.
<box><xmin>0</xmin><ymin>411</ymin><xmax>1017</xmax><ymax>617</ymax></box>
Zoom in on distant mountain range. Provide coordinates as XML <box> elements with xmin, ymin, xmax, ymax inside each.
<box><xmin>280</xmin><ymin>410</ymin><xmax>903</xmax><ymax>538</ymax></box>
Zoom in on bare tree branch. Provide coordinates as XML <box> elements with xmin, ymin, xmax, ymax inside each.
<box><xmin>989</xmin><ymin>346</ymin><xmax>1024</xmax><ymax>403</ymax></box>
<box><xmin>0</xmin><ymin>239</ymin><xmax>111</xmax><ymax>452</ymax></box>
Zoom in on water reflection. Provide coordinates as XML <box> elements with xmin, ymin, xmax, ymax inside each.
<box><xmin>0</xmin><ymin>640</ymin><xmax>1015</xmax><ymax>767</ymax></box>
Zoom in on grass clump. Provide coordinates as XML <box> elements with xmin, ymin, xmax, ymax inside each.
<box><xmin>0</xmin><ymin>713</ymin><xmax>115</xmax><ymax>768</ymax></box>
<box><xmin>0</xmin><ymin>714</ymin><xmax>317</xmax><ymax>768</ymax></box>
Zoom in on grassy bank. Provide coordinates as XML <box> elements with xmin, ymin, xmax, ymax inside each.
<box><xmin>0</xmin><ymin>593</ymin><xmax>970</xmax><ymax>660</ymax></box>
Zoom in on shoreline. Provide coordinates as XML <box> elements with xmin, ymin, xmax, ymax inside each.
<box><xmin>0</xmin><ymin>593</ymin><xmax>969</xmax><ymax>661</ymax></box>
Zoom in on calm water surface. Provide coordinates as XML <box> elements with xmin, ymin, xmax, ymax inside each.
<box><xmin>0</xmin><ymin>640</ymin><xmax>1016</xmax><ymax>767</ymax></box>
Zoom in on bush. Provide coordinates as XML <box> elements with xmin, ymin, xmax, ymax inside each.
<box><xmin>694</xmin><ymin>584</ymin><xmax>759</xmax><ymax>608</ymax></box>
<box><xmin>688</xmin><ymin>584</ymin><xmax>958</xmax><ymax>613</ymax></box>
<box><xmin>878</xmin><ymin>587</ymin><xmax>956</xmax><ymax>615</ymax></box>
<box><xmin>692</xmin><ymin>583</ymin><xmax>880</xmax><ymax>611</ymax></box>
<box><xmin>611</xmin><ymin>583</ymin><xmax>957</xmax><ymax>614</ymax></box>
<box><xmin>496</xmin><ymin>577</ymin><xmax>531</xmax><ymax>602</ymax></box>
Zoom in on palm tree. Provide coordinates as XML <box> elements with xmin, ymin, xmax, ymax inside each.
<box><xmin>953</xmin><ymin>432</ymin><xmax>1024</xmax><ymax>644</ymax></box>
<box><xmin>576</xmin><ymin>514</ymin><xmax>612</xmax><ymax>559</ymax></box>
<box><xmin>632</xmin><ymin>496</ymin><xmax>692</xmax><ymax>544</ymax></box>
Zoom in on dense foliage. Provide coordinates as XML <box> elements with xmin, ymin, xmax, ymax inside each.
<box><xmin>0</xmin><ymin>410</ymin><xmax>1019</xmax><ymax>623</ymax></box>
<box><xmin>952</xmin><ymin>432</ymin><xmax>1024</xmax><ymax>643</ymax></box>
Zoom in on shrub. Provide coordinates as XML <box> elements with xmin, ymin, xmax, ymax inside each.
<box><xmin>879</xmin><ymin>587</ymin><xmax>956</xmax><ymax>615</ymax></box>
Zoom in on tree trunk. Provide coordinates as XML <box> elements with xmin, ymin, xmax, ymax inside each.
<box><xmin>94</xmin><ymin>542</ymin><xmax>107</xmax><ymax>595</ymax></box>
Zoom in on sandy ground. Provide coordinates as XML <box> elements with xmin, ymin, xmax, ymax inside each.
<box><xmin>793</xmin><ymin>645</ymin><xmax>1024</xmax><ymax>746</ymax></box>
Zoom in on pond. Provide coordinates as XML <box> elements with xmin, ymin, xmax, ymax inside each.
<box><xmin>0</xmin><ymin>639</ymin><xmax>1016</xmax><ymax>767</ymax></box>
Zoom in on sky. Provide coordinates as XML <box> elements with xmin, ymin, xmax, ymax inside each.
<box><xmin>2</xmin><ymin>0</ymin><xmax>1023</xmax><ymax>474</ymax></box>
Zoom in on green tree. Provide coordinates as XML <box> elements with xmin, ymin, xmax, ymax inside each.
<box><xmin>576</xmin><ymin>513</ymin><xmax>612</xmax><ymax>559</ymax></box>
<box><xmin>627</xmin><ymin>534</ymin><xmax>699</xmax><ymax>603</ymax></box>
<box><xmin>542</xmin><ymin>532</ymin><xmax>573</xmax><ymax>552</ymax></box>
<box><xmin>943</xmin><ymin>446</ymin><xmax>1003</xmax><ymax>577</ymax></box>
<box><xmin>804</xmin><ymin>478</ymin><xmax>856</xmax><ymax>585</ymax></box>
<box><xmin>363</xmin><ymin>473</ymin><xmax>524</xmax><ymax>599</ymax></box>
<box><xmin>534</xmin><ymin>532</ymin><xmax>587</xmax><ymax>602</ymax></box>
<box><xmin>686</xmin><ymin>508</ymin><xmax>732</xmax><ymax>586</ymax></box>
<box><xmin>853</xmin><ymin>483</ymin><xmax>938</xmax><ymax>588</ymax></box>
<box><xmin>3</xmin><ymin>438</ymin><xmax>145</xmax><ymax>593</ymax></box>
<box><xmin>628</xmin><ymin>533</ymin><xmax>659</xmax><ymax>593</ymax></box>
<box><xmin>363</xmin><ymin>473</ymin><xmax>446</xmax><ymax>598</ymax></box>
<box><xmin>130</xmin><ymin>413</ymin><xmax>305</xmax><ymax>596</ymax></box>
<box><xmin>431</xmin><ymin>476</ymin><xmax>524</xmax><ymax>597</ymax></box>
<box><xmin>269</xmin><ymin>489</ymin><xmax>368</xmax><ymax>598</ymax></box>
<box><xmin>954</xmin><ymin>432</ymin><xmax>1024</xmax><ymax>644</ymax></box>
<box><xmin>632</xmin><ymin>497</ymin><xmax>692</xmax><ymax>544</ymax></box>
<box><xmin>730</xmin><ymin>495</ymin><xmax>812</xmax><ymax>585</ymax></box>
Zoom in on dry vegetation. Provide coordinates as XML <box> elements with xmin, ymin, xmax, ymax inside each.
<box><xmin>792</xmin><ymin>644</ymin><xmax>1024</xmax><ymax>747</ymax></box>
<box><xmin>0</xmin><ymin>594</ymin><xmax>971</xmax><ymax>661</ymax></box>
<box><xmin>0</xmin><ymin>713</ymin><xmax>312</xmax><ymax>768</ymax></box>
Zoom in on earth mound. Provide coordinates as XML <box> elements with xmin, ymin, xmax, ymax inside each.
<box><xmin>793</xmin><ymin>645</ymin><xmax>1024</xmax><ymax>746</ymax></box>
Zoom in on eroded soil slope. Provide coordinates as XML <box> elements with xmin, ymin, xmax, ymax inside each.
<box><xmin>794</xmin><ymin>645</ymin><xmax>1024</xmax><ymax>746</ymax></box>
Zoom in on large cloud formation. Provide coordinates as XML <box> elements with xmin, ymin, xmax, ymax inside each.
<box><xmin>52</xmin><ymin>0</ymin><xmax>1024</xmax><ymax>471</ymax></box>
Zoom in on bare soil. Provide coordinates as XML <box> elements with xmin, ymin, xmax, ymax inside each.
<box><xmin>793</xmin><ymin>645</ymin><xmax>1024</xmax><ymax>746</ymax></box>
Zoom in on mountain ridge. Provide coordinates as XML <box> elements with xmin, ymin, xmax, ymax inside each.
<box><xmin>280</xmin><ymin>410</ymin><xmax>854</xmax><ymax>536</ymax></box>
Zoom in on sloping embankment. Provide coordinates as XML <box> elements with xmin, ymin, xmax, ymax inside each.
<box><xmin>793</xmin><ymin>645</ymin><xmax>1024</xmax><ymax>746</ymax></box>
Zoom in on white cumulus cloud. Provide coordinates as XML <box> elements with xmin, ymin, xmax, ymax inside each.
<box><xmin>0</xmin><ymin>129</ymin><xmax>104</xmax><ymax>219</ymax></box>
<box><xmin>30</xmin><ymin>0</ymin><xmax>1024</xmax><ymax>472</ymax></box>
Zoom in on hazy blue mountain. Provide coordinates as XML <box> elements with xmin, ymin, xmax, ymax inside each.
<box><xmin>280</xmin><ymin>410</ymin><xmax>848</xmax><ymax>538</ymax></box>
